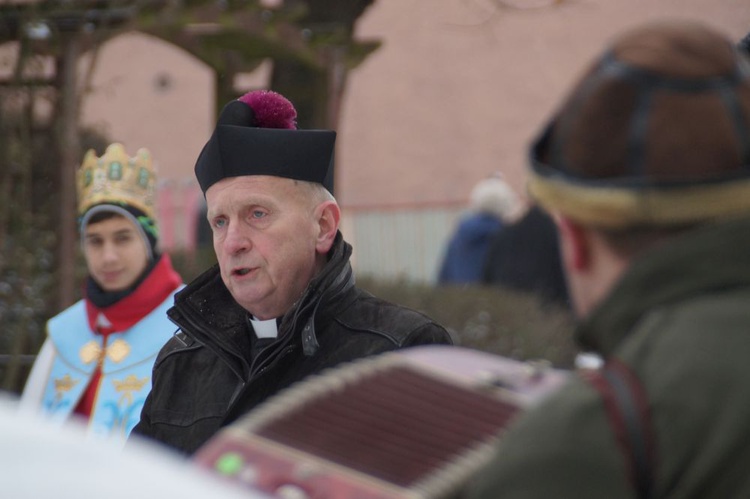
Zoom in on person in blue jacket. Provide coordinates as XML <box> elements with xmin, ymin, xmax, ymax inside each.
<box><xmin>438</xmin><ymin>174</ymin><xmax>519</xmax><ymax>284</ymax></box>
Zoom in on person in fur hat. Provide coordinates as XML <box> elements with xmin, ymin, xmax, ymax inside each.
<box><xmin>20</xmin><ymin>143</ymin><xmax>184</xmax><ymax>443</ymax></box>
<box><xmin>132</xmin><ymin>90</ymin><xmax>452</xmax><ymax>455</ymax></box>
<box><xmin>468</xmin><ymin>20</ymin><xmax>750</xmax><ymax>498</ymax></box>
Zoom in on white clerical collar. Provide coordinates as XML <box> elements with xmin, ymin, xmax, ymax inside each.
<box><xmin>249</xmin><ymin>316</ymin><xmax>279</xmax><ymax>339</ymax></box>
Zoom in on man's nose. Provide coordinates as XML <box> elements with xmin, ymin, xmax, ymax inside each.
<box><xmin>223</xmin><ymin>223</ymin><xmax>251</xmax><ymax>255</ymax></box>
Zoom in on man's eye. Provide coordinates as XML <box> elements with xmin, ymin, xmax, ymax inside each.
<box><xmin>251</xmin><ymin>210</ymin><xmax>266</xmax><ymax>219</ymax></box>
<box><xmin>213</xmin><ymin>219</ymin><xmax>226</xmax><ymax>229</ymax></box>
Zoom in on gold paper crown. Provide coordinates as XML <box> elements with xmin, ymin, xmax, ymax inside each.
<box><xmin>77</xmin><ymin>143</ymin><xmax>157</xmax><ymax>219</ymax></box>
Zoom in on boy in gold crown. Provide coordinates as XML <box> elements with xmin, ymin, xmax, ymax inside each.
<box><xmin>20</xmin><ymin>143</ymin><xmax>184</xmax><ymax>443</ymax></box>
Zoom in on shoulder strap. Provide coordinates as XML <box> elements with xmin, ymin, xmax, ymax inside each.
<box><xmin>582</xmin><ymin>359</ymin><xmax>656</xmax><ymax>499</ymax></box>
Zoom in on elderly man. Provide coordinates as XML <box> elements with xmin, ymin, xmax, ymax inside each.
<box><xmin>468</xmin><ymin>21</ymin><xmax>750</xmax><ymax>498</ymax></box>
<box><xmin>133</xmin><ymin>91</ymin><xmax>452</xmax><ymax>455</ymax></box>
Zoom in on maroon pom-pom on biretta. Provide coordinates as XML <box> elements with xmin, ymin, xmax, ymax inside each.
<box><xmin>238</xmin><ymin>90</ymin><xmax>297</xmax><ymax>130</ymax></box>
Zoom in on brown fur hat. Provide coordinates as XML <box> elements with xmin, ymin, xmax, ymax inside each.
<box><xmin>528</xmin><ymin>21</ymin><xmax>750</xmax><ymax>228</ymax></box>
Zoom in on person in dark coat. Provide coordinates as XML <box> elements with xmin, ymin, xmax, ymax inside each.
<box><xmin>438</xmin><ymin>175</ymin><xmax>519</xmax><ymax>284</ymax></box>
<box><xmin>132</xmin><ymin>90</ymin><xmax>452</xmax><ymax>455</ymax></box>
<box><xmin>481</xmin><ymin>204</ymin><xmax>569</xmax><ymax>307</ymax></box>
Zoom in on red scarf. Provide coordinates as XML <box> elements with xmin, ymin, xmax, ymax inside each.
<box><xmin>74</xmin><ymin>254</ymin><xmax>182</xmax><ymax>418</ymax></box>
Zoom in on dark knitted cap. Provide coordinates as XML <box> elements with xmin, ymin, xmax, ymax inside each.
<box><xmin>528</xmin><ymin>21</ymin><xmax>750</xmax><ymax>228</ymax></box>
<box><xmin>194</xmin><ymin>90</ymin><xmax>336</xmax><ymax>195</ymax></box>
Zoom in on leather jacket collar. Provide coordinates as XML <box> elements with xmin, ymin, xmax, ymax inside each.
<box><xmin>279</xmin><ymin>231</ymin><xmax>356</xmax><ymax>356</ymax></box>
<box><xmin>168</xmin><ymin>231</ymin><xmax>356</xmax><ymax>363</ymax></box>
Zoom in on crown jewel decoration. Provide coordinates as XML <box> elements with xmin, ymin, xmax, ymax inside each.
<box><xmin>77</xmin><ymin>143</ymin><xmax>157</xmax><ymax>219</ymax></box>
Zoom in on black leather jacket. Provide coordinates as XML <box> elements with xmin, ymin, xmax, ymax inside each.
<box><xmin>132</xmin><ymin>234</ymin><xmax>452</xmax><ymax>455</ymax></box>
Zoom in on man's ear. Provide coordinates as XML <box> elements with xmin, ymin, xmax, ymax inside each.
<box><xmin>315</xmin><ymin>201</ymin><xmax>341</xmax><ymax>254</ymax></box>
<box><xmin>556</xmin><ymin>215</ymin><xmax>590</xmax><ymax>271</ymax></box>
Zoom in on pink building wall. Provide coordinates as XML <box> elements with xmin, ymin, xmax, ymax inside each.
<box><xmin>72</xmin><ymin>0</ymin><xmax>750</xmax><ymax>269</ymax></box>
<box><xmin>338</xmin><ymin>0</ymin><xmax>750</xmax><ymax>209</ymax></box>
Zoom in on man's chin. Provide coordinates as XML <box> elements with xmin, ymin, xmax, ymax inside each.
<box><xmin>232</xmin><ymin>293</ymin><xmax>276</xmax><ymax>319</ymax></box>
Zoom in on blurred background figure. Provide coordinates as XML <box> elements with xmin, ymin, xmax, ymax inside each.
<box><xmin>20</xmin><ymin>143</ymin><xmax>183</xmax><ymax>442</ymax></box>
<box><xmin>739</xmin><ymin>30</ymin><xmax>750</xmax><ymax>54</ymax></box>
<box><xmin>437</xmin><ymin>174</ymin><xmax>519</xmax><ymax>285</ymax></box>
<box><xmin>481</xmin><ymin>204</ymin><xmax>569</xmax><ymax>308</ymax></box>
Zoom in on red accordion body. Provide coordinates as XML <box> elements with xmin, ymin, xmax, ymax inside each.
<box><xmin>194</xmin><ymin>345</ymin><xmax>568</xmax><ymax>499</ymax></box>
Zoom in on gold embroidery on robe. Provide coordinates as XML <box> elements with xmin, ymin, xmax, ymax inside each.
<box><xmin>107</xmin><ymin>339</ymin><xmax>130</xmax><ymax>363</ymax></box>
<box><xmin>53</xmin><ymin>374</ymin><xmax>80</xmax><ymax>404</ymax></box>
<box><xmin>79</xmin><ymin>338</ymin><xmax>131</xmax><ymax>366</ymax></box>
<box><xmin>113</xmin><ymin>374</ymin><xmax>149</xmax><ymax>406</ymax></box>
<box><xmin>79</xmin><ymin>341</ymin><xmax>100</xmax><ymax>365</ymax></box>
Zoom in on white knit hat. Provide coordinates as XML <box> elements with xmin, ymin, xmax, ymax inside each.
<box><xmin>469</xmin><ymin>175</ymin><xmax>519</xmax><ymax>221</ymax></box>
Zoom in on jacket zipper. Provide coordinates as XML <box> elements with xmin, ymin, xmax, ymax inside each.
<box><xmin>226</xmin><ymin>345</ymin><xmax>296</xmax><ymax>413</ymax></box>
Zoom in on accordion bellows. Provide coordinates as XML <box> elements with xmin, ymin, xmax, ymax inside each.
<box><xmin>194</xmin><ymin>346</ymin><xmax>568</xmax><ymax>498</ymax></box>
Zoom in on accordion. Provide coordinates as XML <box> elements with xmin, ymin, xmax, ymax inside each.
<box><xmin>193</xmin><ymin>345</ymin><xmax>568</xmax><ymax>498</ymax></box>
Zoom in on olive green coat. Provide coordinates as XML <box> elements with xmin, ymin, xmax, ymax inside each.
<box><xmin>468</xmin><ymin>216</ymin><xmax>750</xmax><ymax>499</ymax></box>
